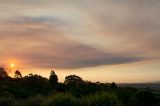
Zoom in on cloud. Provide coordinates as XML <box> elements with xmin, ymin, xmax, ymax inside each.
<box><xmin>3</xmin><ymin>39</ymin><xmax>145</xmax><ymax>69</ymax></box>
<box><xmin>0</xmin><ymin>16</ymin><xmax>147</xmax><ymax>69</ymax></box>
<box><xmin>0</xmin><ymin>0</ymin><xmax>160</xmax><ymax>69</ymax></box>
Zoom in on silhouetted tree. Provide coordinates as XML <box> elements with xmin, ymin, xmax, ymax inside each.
<box><xmin>110</xmin><ymin>82</ymin><xmax>118</xmax><ymax>89</ymax></box>
<box><xmin>0</xmin><ymin>67</ymin><xmax>8</xmax><ymax>78</ymax></box>
<box><xmin>14</xmin><ymin>70</ymin><xmax>22</xmax><ymax>78</ymax></box>
<box><xmin>20</xmin><ymin>73</ymin><xmax>49</xmax><ymax>95</ymax></box>
<box><xmin>64</xmin><ymin>75</ymin><xmax>84</xmax><ymax>85</ymax></box>
<box><xmin>49</xmin><ymin>70</ymin><xmax>58</xmax><ymax>85</ymax></box>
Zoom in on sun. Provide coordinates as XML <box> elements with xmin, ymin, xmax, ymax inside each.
<box><xmin>10</xmin><ymin>63</ymin><xmax>15</xmax><ymax>68</ymax></box>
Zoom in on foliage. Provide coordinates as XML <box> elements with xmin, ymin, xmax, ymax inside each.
<box><xmin>45</xmin><ymin>93</ymin><xmax>81</xmax><ymax>106</ymax></box>
<box><xmin>84</xmin><ymin>91</ymin><xmax>122</xmax><ymax>106</ymax></box>
<box><xmin>14</xmin><ymin>70</ymin><xmax>22</xmax><ymax>78</ymax></box>
<box><xmin>0</xmin><ymin>67</ymin><xmax>8</xmax><ymax>78</ymax></box>
<box><xmin>64</xmin><ymin>75</ymin><xmax>84</xmax><ymax>85</ymax></box>
<box><xmin>49</xmin><ymin>70</ymin><xmax>58</xmax><ymax>85</ymax></box>
<box><xmin>0</xmin><ymin>68</ymin><xmax>159</xmax><ymax>106</ymax></box>
<box><xmin>130</xmin><ymin>90</ymin><xmax>158</xmax><ymax>106</ymax></box>
<box><xmin>110</xmin><ymin>82</ymin><xmax>118</xmax><ymax>89</ymax></box>
<box><xmin>21</xmin><ymin>74</ymin><xmax>50</xmax><ymax>95</ymax></box>
<box><xmin>0</xmin><ymin>97</ymin><xmax>15</xmax><ymax>106</ymax></box>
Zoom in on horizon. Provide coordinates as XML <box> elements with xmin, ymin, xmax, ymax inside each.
<box><xmin>0</xmin><ymin>0</ymin><xmax>160</xmax><ymax>83</ymax></box>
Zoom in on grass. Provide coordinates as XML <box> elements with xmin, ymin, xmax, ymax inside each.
<box><xmin>0</xmin><ymin>91</ymin><xmax>123</xmax><ymax>106</ymax></box>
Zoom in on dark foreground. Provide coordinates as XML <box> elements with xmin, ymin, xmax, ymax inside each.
<box><xmin>0</xmin><ymin>70</ymin><xmax>160</xmax><ymax>106</ymax></box>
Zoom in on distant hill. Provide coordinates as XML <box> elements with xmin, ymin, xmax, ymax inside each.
<box><xmin>118</xmin><ymin>83</ymin><xmax>160</xmax><ymax>90</ymax></box>
<box><xmin>151</xmin><ymin>81</ymin><xmax>160</xmax><ymax>83</ymax></box>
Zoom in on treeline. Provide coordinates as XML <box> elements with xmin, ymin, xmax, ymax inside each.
<box><xmin>0</xmin><ymin>67</ymin><xmax>160</xmax><ymax>106</ymax></box>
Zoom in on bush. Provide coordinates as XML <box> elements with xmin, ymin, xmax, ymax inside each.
<box><xmin>117</xmin><ymin>87</ymin><xmax>137</xmax><ymax>105</ymax></box>
<box><xmin>45</xmin><ymin>93</ymin><xmax>82</xmax><ymax>106</ymax></box>
<box><xmin>0</xmin><ymin>97</ymin><xmax>15</xmax><ymax>106</ymax></box>
<box><xmin>129</xmin><ymin>90</ymin><xmax>157</xmax><ymax>106</ymax></box>
<box><xmin>24</xmin><ymin>95</ymin><xmax>45</xmax><ymax>106</ymax></box>
<box><xmin>84</xmin><ymin>91</ymin><xmax>122</xmax><ymax>106</ymax></box>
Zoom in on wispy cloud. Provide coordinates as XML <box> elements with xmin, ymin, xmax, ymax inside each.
<box><xmin>0</xmin><ymin>0</ymin><xmax>160</xmax><ymax>70</ymax></box>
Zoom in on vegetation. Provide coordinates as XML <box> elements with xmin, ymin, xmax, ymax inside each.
<box><xmin>0</xmin><ymin>67</ymin><xmax>159</xmax><ymax>106</ymax></box>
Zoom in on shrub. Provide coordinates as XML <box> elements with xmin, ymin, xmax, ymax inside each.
<box><xmin>129</xmin><ymin>90</ymin><xmax>157</xmax><ymax>106</ymax></box>
<box><xmin>84</xmin><ymin>91</ymin><xmax>122</xmax><ymax>106</ymax></box>
<box><xmin>11</xmin><ymin>95</ymin><xmax>45</xmax><ymax>106</ymax></box>
<box><xmin>117</xmin><ymin>87</ymin><xmax>137</xmax><ymax>105</ymax></box>
<box><xmin>25</xmin><ymin>95</ymin><xmax>45</xmax><ymax>106</ymax></box>
<box><xmin>0</xmin><ymin>97</ymin><xmax>15</xmax><ymax>106</ymax></box>
<box><xmin>45</xmin><ymin>93</ymin><xmax>81</xmax><ymax>106</ymax></box>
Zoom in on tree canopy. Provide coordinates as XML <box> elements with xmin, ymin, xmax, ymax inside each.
<box><xmin>49</xmin><ymin>70</ymin><xmax>58</xmax><ymax>85</ymax></box>
<box><xmin>0</xmin><ymin>67</ymin><xmax>8</xmax><ymax>78</ymax></box>
<box><xmin>64</xmin><ymin>75</ymin><xmax>84</xmax><ymax>85</ymax></box>
<box><xmin>14</xmin><ymin>70</ymin><xmax>22</xmax><ymax>78</ymax></box>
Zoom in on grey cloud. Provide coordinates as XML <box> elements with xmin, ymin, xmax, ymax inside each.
<box><xmin>0</xmin><ymin>16</ymin><xmax>146</xmax><ymax>69</ymax></box>
<box><xmin>8</xmin><ymin>42</ymin><xmax>146</xmax><ymax>69</ymax></box>
<box><xmin>0</xmin><ymin>16</ymin><xmax>68</xmax><ymax>42</ymax></box>
<box><xmin>9</xmin><ymin>16</ymin><xmax>68</xmax><ymax>26</ymax></box>
<box><xmin>73</xmin><ymin>56</ymin><xmax>144</xmax><ymax>68</ymax></box>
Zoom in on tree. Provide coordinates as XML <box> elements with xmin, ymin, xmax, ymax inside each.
<box><xmin>49</xmin><ymin>70</ymin><xmax>58</xmax><ymax>85</ymax></box>
<box><xmin>14</xmin><ymin>70</ymin><xmax>22</xmax><ymax>78</ymax></box>
<box><xmin>0</xmin><ymin>67</ymin><xmax>8</xmax><ymax>78</ymax></box>
<box><xmin>64</xmin><ymin>75</ymin><xmax>84</xmax><ymax>85</ymax></box>
<box><xmin>22</xmin><ymin>73</ymin><xmax>49</xmax><ymax>94</ymax></box>
<box><xmin>110</xmin><ymin>82</ymin><xmax>118</xmax><ymax>89</ymax></box>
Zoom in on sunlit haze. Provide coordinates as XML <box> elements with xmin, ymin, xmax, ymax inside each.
<box><xmin>10</xmin><ymin>63</ymin><xmax>15</xmax><ymax>68</ymax></box>
<box><xmin>0</xmin><ymin>0</ymin><xmax>160</xmax><ymax>83</ymax></box>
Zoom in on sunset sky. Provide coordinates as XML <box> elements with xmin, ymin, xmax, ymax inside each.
<box><xmin>0</xmin><ymin>0</ymin><xmax>160</xmax><ymax>83</ymax></box>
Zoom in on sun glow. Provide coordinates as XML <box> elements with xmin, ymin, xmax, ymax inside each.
<box><xmin>10</xmin><ymin>63</ymin><xmax>15</xmax><ymax>68</ymax></box>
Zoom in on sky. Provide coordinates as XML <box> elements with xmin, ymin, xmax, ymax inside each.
<box><xmin>0</xmin><ymin>0</ymin><xmax>160</xmax><ymax>83</ymax></box>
